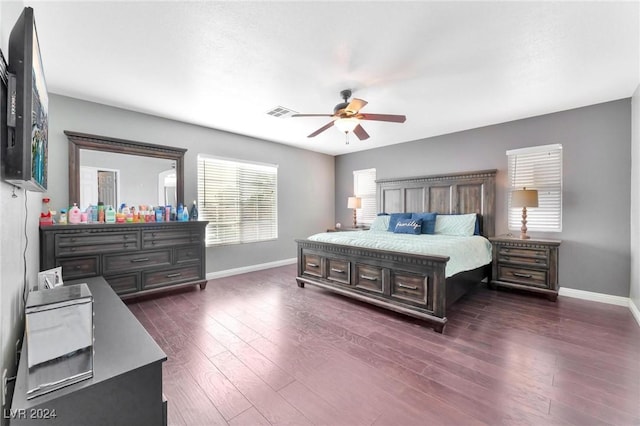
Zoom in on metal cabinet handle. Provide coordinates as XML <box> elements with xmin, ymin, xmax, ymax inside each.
<box><xmin>512</xmin><ymin>272</ymin><xmax>532</xmax><ymax>279</ymax></box>
<box><xmin>360</xmin><ymin>274</ymin><xmax>378</xmax><ymax>281</ymax></box>
<box><xmin>131</xmin><ymin>257</ymin><xmax>149</xmax><ymax>263</ymax></box>
<box><xmin>398</xmin><ymin>282</ymin><xmax>418</xmax><ymax>290</ymax></box>
<box><xmin>166</xmin><ymin>273</ymin><xmax>181</xmax><ymax>278</ymax></box>
<box><xmin>306</xmin><ymin>262</ymin><xmax>319</xmax><ymax>268</ymax></box>
<box><xmin>331</xmin><ymin>268</ymin><xmax>345</xmax><ymax>274</ymax></box>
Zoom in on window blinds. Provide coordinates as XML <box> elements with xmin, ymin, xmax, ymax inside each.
<box><xmin>507</xmin><ymin>144</ymin><xmax>562</xmax><ymax>232</ymax></box>
<box><xmin>197</xmin><ymin>155</ymin><xmax>278</xmax><ymax>246</ymax></box>
<box><xmin>353</xmin><ymin>168</ymin><xmax>377</xmax><ymax>225</ymax></box>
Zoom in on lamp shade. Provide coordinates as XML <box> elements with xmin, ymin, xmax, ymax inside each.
<box><xmin>335</xmin><ymin>117</ymin><xmax>359</xmax><ymax>133</ymax></box>
<box><xmin>347</xmin><ymin>196</ymin><xmax>362</xmax><ymax>209</ymax></box>
<box><xmin>511</xmin><ymin>189</ymin><xmax>538</xmax><ymax>208</ymax></box>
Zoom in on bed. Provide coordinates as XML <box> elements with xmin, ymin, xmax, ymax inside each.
<box><xmin>295</xmin><ymin>169</ymin><xmax>496</xmax><ymax>333</ymax></box>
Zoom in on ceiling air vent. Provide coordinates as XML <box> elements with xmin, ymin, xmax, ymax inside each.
<box><xmin>266</xmin><ymin>106</ymin><xmax>297</xmax><ymax>118</ymax></box>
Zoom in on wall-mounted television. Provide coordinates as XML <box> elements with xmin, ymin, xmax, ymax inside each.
<box><xmin>2</xmin><ymin>7</ymin><xmax>48</xmax><ymax>192</ymax></box>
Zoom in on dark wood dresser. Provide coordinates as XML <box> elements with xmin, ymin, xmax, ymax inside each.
<box><xmin>40</xmin><ymin>221</ymin><xmax>207</xmax><ymax>298</ymax></box>
<box><xmin>489</xmin><ymin>236</ymin><xmax>561</xmax><ymax>301</ymax></box>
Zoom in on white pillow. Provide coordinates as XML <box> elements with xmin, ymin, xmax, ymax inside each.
<box><xmin>434</xmin><ymin>214</ymin><xmax>476</xmax><ymax>236</ymax></box>
<box><xmin>369</xmin><ymin>215</ymin><xmax>391</xmax><ymax>231</ymax></box>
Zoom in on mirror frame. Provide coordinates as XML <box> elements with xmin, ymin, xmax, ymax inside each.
<box><xmin>65</xmin><ymin>130</ymin><xmax>186</xmax><ymax>207</ymax></box>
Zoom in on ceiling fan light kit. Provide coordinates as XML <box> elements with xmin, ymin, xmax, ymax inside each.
<box><xmin>292</xmin><ymin>89</ymin><xmax>407</xmax><ymax>143</ymax></box>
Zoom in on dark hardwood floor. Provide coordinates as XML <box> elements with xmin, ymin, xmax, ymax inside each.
<box><xmin>127</xmin><ymin>264</ymin><xmax>640</xmax><ymax>426</ymax></box>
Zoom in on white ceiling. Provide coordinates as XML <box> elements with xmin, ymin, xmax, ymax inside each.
<box><xmin>18</xmin><ymin>1</ymin><xmax>640</xmax><ymax>155</ymax></box>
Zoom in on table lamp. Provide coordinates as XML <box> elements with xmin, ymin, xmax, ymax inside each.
<box><xmin>511</xmin><ymin>188</ymin><xmax>538</xmax><ymax>239</ymax></box>
<box><xmin>347</xmin><ymin>196</ymin><xmax>362</xmax><ymax>228</ymax></box>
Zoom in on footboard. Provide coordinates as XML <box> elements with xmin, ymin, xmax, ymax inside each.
<box><xmin>295</xmin><ymin>239</ymin><xmax>450</xmax><ymax>332</ymax></box>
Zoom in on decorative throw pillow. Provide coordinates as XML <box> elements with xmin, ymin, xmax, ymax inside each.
<box><xmin>369</xmin><ymin>215</ymin><xmax>391</xmax><ymax>231</ymax></box>
<box><xmin>434</xmin><ymin>213</ymin><xmax>477</xmax><ymax>236</ymax></box>
<box><xmin>411</xmin><ymin>212</ymin><xmax>437</xmax><ymax>234</ymax></box>
<box><xmin>387</xmin><ymin>213</ymin><xmax>412</xmax><ymax>231</ymax></box>
<box><xmin>393</xmin><ymin>218</ymin><xmax>423</xmax><ymax>234</ymax></box>
<box><xmin>437</xmin><ymin>213</ymin><xmax>481</xmax><ymax>235</ymax></box>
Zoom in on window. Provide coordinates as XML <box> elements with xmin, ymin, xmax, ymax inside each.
<box><xmin>353</xmin><ymin>168</ymin><xmax>377</xmax><ymax>225</ymax></box>
<box><xmin>507</xmin><ymin>144</ymin><xmax>562</xmax><ymax>232</ymax></box>
<box><xmin>197</xmin><ymin>155</ymin><xmax>278</xmax><ymax>246</ymax></box>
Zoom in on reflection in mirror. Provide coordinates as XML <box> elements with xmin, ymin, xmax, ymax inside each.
<box><xmin>66</xmin><ymin>131</ymin><xmax>185</xmax><ymax>210</ymax></box>
<box><xmin>79</xmin><ymin>150</ymin><xmax>176</xmax><ymax>210</ymax></box>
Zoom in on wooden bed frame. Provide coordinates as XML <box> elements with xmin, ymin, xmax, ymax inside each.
<box><xmin>296</xmin><ymin>169</ymin><xmax>496</xmax><ymax>333</ymax></box>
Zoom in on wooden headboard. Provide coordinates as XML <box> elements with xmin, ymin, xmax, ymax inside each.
<box><xmin>376</xmin><ymin>169</ymin><xmax>497</xmax><ymax>237</ymax></box>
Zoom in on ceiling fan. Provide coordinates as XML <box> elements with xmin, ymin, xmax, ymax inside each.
<box><xmin>292</xmin><ymin>89</ymin><xmax>406</xmax><ymax>141</ymax></box>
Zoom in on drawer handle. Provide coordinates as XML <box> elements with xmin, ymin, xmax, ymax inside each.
<box><xmin>535</xmin><ymin>259</ymin><xmax>542</xmax><ymax>264</ymax></box>
<box><xmin>398</xmin><ymin>282</ymin><xmax>418</xmax><ymax>290</ymax></box>
<box><xmin>71</xmin><ymin>238</ymin><xmax>77</xmax><ymax>242</ymax></box>
<box><xmin>360</xmin><ymin>274</ymin><xmax>378</xmax><ymax>281</ymax></box>
<box><xmin>70</xmin><ymin>247</ymin><xmax>76</xmax><ymax>252</ymax></box>
<box><xmin>503</xmin><ymin>256</ymin><xmax>510</xmax><ymax>261</ymax></box>
<box><xmin>131</xmin><ymin>257</ymin><xmax>149</xmax><ymax>263</ymax></box>
<box><xmin>306</xmin><ymin>262</ymin><xmax>319</xmax><ymax>268</ymax></box>
<box><xmin>503</xmin><ymin>248</ymin><xmax>509</xmax><ymax>252</ymax></box>
<box><xmin>151</xmin><ymin>241</ymin><xmax>156</xmax><ymax>245</ymax></box>
<box><xmin>330</xmin><ymin>268</ymin><xmax>345</xmax><ymax>274</ymax></box>
<box><xmin>74</xmin><ymin>265</ymin><xmax>82</xmax><ymax>270</ymax></box>
<box><xmin>123</xmin><ymin>235</ymin><xmax>129</xmax><ymax>240</ymax></box>
<box><xmin>166</xmin><ymin>273</ymin><xmax>182</xmax><ymax>278</ymax></box>
<box><xmin>512</xmin><ymin>272</ymin><xmax>533</xmax><ymax>279</ymax></box>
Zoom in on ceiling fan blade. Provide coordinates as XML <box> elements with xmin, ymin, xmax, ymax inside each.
<box><xmin>359</xmin><ymin>113</ymin><xmax>406</xmax><ymax>123</ymax></box>
<box><xmin>353</xmin><ymin>124</ymin><xmax>370</xmax><ymax>140</ymax></box>
<box><xmin>291</xmin><ymin>113</ymin><xmax>334</xmax><ymax>118</ymax></box>
<box><xmin>345</xmin><ymin>98</ymin><xmax>368</xmax><ymax>114</ymax></box>
<box><xmin>307</xmin><ymin>120</ymin><xmax>335</xmax><ymax>138</ymax></box>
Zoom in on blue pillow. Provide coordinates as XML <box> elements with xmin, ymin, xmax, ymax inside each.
<box><xmin>387</xmin><ymin>213</ymin><xmax>412</xmax><ymax>231</ymax></box>
<box><xmin>411</xmin><ymin>212</ymin><xmax>437</xmax><ymax>234</ymax></box>
<box><xmin>393</xmin><ymin>218</ymin><xmax>423</xmax><ymax>234</ymax></box>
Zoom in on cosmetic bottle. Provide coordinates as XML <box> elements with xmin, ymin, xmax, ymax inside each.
<box><xmin>189</xmin><ymin>200</ymin><xmax>199</xmax><ymax>221</ymax></box>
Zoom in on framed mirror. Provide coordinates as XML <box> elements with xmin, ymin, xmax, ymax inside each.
<box><xmin>66</xmin><ymin>130</ymin><xmax>185</xmax><ymax>210</ymax></box>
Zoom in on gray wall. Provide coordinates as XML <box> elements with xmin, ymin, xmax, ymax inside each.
<box><xmin>47</xmin><ymin>94</ymin><xmax>335</xmax><ymax>273</ymax></box>
<box><xmin>631</xmin><ymin>86</ymin><xmax>639</xmax><ymax>309</ymax></box>
<box><xmin>336</xmin><ymin>99</ymin><xmax>632</xmax><ymax>297</ymax></box>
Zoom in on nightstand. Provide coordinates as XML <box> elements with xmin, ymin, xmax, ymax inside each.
<box><xmin>489</xmin><ymin>236</ymin><xmax>561</xmax><ymax>301</ymax></box>
<box><xmin>326</xmin><ymin>227</ymin><xmax>370</xmax><ymax>232</ymax></box>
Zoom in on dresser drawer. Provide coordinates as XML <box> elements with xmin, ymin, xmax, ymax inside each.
<box><xmin>58</xmin><ymin>256</ymin><xmax>99</xmax><ymax>280</ymax></box>
<box><xmin>104</xmin><ymin>273</ymin><xmax>140</xmax><ymax>295</ymax></box>
<box><xmin>142</xmin><ymin>229</ymin><xmax>203</xmax><ymax>248</ymax></box>
<box><xmin>391</xmin><ymin>272</ymin><xmax>428</xmax><ymax>305</ymax></box>
<box><xmin>56</xmin><ymin>232</ymin><xmax>140</xmax><ymax>256</ymax></box>
<box><xmin>175</xmin><ymin>245</ymin><xmax>202</xmax><ymax>264</ymax></box>
<box><xmin>327</xmin><ymin>258</ymin><xmax>350</xmax><ymax>285</ymax></box>
<box><xmin>354</xmin><ymin>264</ymin><xmax>383</xmax><ymax>293</ymax></box>
<box><xmin>498</xmin><ymin>265</ymin><xmax>548</xmax><ymax>288</ymax></box>
<box><xmin>103</xmin><ymin>250</ymin><xmax>172</xmax><ymax>274</ymax></box>
<box><xmin>143</xmin><ymin>265</ymin><xmax>202</xmax><ymax>290</ymax></box>
<box><xmin>302</xmin><ymin>253</ymin><xmax>322</xmax><ymax>277</ymax></box>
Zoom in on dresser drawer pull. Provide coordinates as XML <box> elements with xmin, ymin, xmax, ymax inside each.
<box><xmin>70</xmin><ymin>247</ymin><xmax>76</xmax><ymax>252</ymax></box>
<box><xmin>166</xmin><ymin>273</ymin><xmax>182</xmax><ymax>278</ymax></box>
<box><xmin>512</xmin><ymin>272</ymin><xmax>533</xmax><ymax>279</ymax></box>
<box><xmin>74</xmin><ymin>265</ymin><xmax>82</xmax><ymax>270</ymax></box>
<box><xmin>331</xmin><ymin>268</ymin><xmax>345</xmax><ymax>274</ymax></box>
<box><xmin>360</xmin><ymin>274</ymin><xmax>378</xmax><ymax>281</ymax></box>
<box><xmin>397</xmin><ymin>282</ymin><xmax>418</xmax><ymax>290</ymax></box>
<box><xmin>130</xmin><ymin>257</ymin><xmax>149</xmax><ymax>263</ymax></box>
<box><xmin>503</xmin><ymin>248</ymin><xmax>509</xmax><ymax>252</ymax></box>
<box><xmin>123</xmin><ymin>235</ymin><xmax>129</xmax><ymax>240</ymax></box>
<box><xmin>535</xmin><ymin>259</ymin><xmax>542</xmax><ymax>263</ymax></box>
<box><xmin>306</xmin><ymin>262</ymin><xmax>319</xmax><ymax>268</ymax></box>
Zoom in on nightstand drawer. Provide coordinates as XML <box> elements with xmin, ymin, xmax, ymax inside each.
<box><xmin>498</xmin><ymin>265</ymin><xmax>548</xmax><ymax>288</ymax></box>
<box><xmin>327</xmin><ymin>258</ymin><xmax>350</xmax><ymax>285</ymax></box>
<box><xmin>354</xmin><ymin>264</ymin><xmax>383</xmax><ymax>293</ymax></box>
<box><xmin>498</xmin><ymin>246</ymin><xmax>547</xmax><ymax>258</ymax></box>
<box><xmin>498</xmin><ymin>253</ymin><xmax>548</xmax><ymax>267</ymax></box>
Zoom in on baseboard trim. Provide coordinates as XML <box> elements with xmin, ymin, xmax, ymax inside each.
<box><xmin>559</xmin><ymin>287</ymin><xmax>629</xmax><ymax>307</ymax></box>
<box><xmin>630</xmin><ymin>299</ymin><xmax>640</xmax><ymax>327</ymax></box>
<box><xmin>207</xmin><ymin>258</ymin><xmax>297</xmax><ymax>280</ymax></box>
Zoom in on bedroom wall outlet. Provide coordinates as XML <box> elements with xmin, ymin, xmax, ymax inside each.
<box><xmin>2</xmin><ymin>368</ymin><xmax>7</xmax><ymax>406</ymax></box>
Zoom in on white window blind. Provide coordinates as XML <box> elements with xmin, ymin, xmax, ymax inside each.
<box><xmin>197</xmin><ymin>155</ymin><xmax>278</xmax><ymax>246</ymax></box>
<box><xmin>507</xmin><ymin>144</ymin><xmax>562</xmax><ymax>232</ymax></box>
<box><xmin>353</xmin><ymin>168</ymin><xmax>377</xmax><ymax>225</ymax></box>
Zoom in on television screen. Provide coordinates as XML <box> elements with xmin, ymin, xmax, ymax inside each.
<box><xmin>3</xmin><ymin>7</ymin><xmax>48</xmax><ymax>192</ymax></box>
